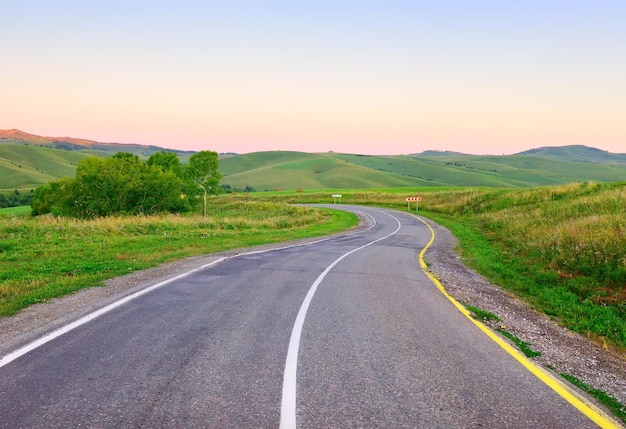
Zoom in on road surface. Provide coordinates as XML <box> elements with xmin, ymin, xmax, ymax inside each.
<box><xmin>0</xmin><ymin>206</ymin><xmax>616</xmax><ymax>428</ymax></box>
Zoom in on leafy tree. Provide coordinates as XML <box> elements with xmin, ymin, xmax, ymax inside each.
<box><xmin>147</xmin><ymin>151</ymin><xmax>183</xmax><ymax>177</ymax></box>
<box><xmin>31</xmin><ymin>152</ymin><xmax>190</xmax><ymax>218</ymax></box>
<box><xmin>31</xmin><ymin>179</ymin><xmax>72</xmax><ymax>216</ymax></box>
<box><xmin>185</xmin><ymin>151</ymin><xmax>222</xmax><ymax>216</ymax></box>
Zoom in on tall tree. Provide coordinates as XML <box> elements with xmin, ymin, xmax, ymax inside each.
<box><xmin>186</xmin><ymin>151</ymin><xmax>222</xmax><ymax>216</ymax></box>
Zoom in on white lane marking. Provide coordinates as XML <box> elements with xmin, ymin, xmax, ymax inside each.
<box><xmin>0</xmin><ymin>207</ymin><xmax>374</xmax><ymax>369</ymax></box>
<box><xmin>280</xmin><ymin>211</ymin><xmax>402</xmax><ymax>429</ymax></box>
<box><xmin>0</xmin><ymin>256</ymin><xmax>226</xmax><ymax>369</ymax></box>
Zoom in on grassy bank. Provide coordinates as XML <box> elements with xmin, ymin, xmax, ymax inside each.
<box><xmin>420</xmin><ymin>183</ymin><xmax>626</xmax><ymax>350</ymax></box>
<box><xmin>2</xmin><ymin>183</ymin><xmax>625</xmax><ymax>350</ymax></box>
<box><xmin>275</xmin><ymin>184</ymin><xmax>626</xmax><ymax>349</ymax></box>
<box><xmin>0</xmin><ymin>199</ymin><xmax>358</xmax><ymax>317</ymax></box>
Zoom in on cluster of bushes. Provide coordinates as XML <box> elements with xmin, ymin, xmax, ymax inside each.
<box><xmin>0</xmin><ymin>189</ymin><xmax>33</xmax><ymax>208</ymax></box>
<box><xmin>32</xmin><ymin>151</ymin><xmax>221</xmax><ymax>218</ymax></box>
<box><xmin>220</xmin><ymin>184</ymin><xmax>256</xmax><ymax>193</ymax></box>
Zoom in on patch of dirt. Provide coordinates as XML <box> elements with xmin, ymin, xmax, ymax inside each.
<box><xmin>1</xmin><ymin>216</ymin><xmax>624</xmax><ymax>422</ymax></box>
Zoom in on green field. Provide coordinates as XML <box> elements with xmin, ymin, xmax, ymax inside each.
<box><xmin>2</xmin><ymin>186</ymin><xmax>625</xmax><ymax>424</ymax></box>
<box><xmin>4</xmin><ymin>137</ymin><xmax>626</xmax><ymax>194</ymax></box>
<box><xmin>0</xmin><ymin>201</ymin><xmax>358</xmax><ymax>317</ymax></box>
<box><xmin>0</xmin><ymin>206</ymin><xmax>31</xmax><ymax>216</ymax></box>
<box><xmin>226</xmin><ymin>183</ymin><xmax>626</xmax><ymax>350</ymax></box>
<box><xmin>2</xmin><ymin>182</ymin><xmax>625</xmax><ymax>352</ymax></box>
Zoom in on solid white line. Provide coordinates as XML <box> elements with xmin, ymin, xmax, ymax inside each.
<box><xmin>280</xmin><ymin>211</ymin><xmax>402</xmax><ymax>429</ymax></box>
<box><xmin>0</xmin><ymin>257</ymin><xmax>230</xmax><ymax>369</ymax></box>
<box><xmin>0</xmin><ymin>207</ymin><xmax>373</xmax><ymax>369</ymax></box>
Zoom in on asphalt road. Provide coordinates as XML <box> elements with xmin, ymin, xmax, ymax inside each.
<box><xmin>0</xmin><ymin>206</ymin><xmax>610</xmax><ymax>428</ymax></box>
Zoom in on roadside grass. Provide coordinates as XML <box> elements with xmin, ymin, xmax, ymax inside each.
<box><xmin>494</xmin><ymin>328</ymin><xmax>542</xmax><ymax>358</ymax></box>
<box><xmin>465</xmin><ymin>305</ymin><xmax>500</xmax><ymax>322</ymax></box>
<box><xmin>3</xmin><ymin>182</ymin><xmax>625</xmax><ymax>350</ymax></box>
<box><xmin>0</xmin><ymin>198</ymin><xmax>358</xmax><ymax>317</ymax></box>
<box><xmin>556</xmin><ymin>371</ymin><xmax>626</xmax><ymax>425</ymax></box>
<box><xmin>465</xmin><ymin>302</ymin><xmax>624</xmax><ymax>423</ymax></box>
<box><xmin>416</xmin><ymin>183</ymin><xmax>626</xmax><ymax>351</ymax></box>
<box><xmin>249</xmin><ymin>183</ymin><xmax>626</xmax><ymax>350</ymax></box>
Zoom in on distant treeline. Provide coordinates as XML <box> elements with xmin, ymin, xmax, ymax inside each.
<box><xmin>0</xmin><ymin>189</ymin><xmax>33</xmax><ymax>208</ymax></box>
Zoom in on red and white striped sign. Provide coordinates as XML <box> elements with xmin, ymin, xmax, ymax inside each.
<box><xmin>405</xmin><ymin>197</ymin><xmax>421</xmax><ymax>202</ymax></box>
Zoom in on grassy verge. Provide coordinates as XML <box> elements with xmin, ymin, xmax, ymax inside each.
<box><xmin>0</xmin><ymin>199</ymin><xmax>358</xmax><ymax>317</ymax></box>
<box><xmin>265</xmin><ymin>184</ymin><xmax>626</xmax><ymax>350</ymax></box>
<box><xmin>3</xmin><ymin>183</ymin><xmax>625</xmax><ymax>350</ymax></box>
<box><xmin>557</xmin><ymin>371</ymin><xmax>626</xmax><ymax>425</ymax></box>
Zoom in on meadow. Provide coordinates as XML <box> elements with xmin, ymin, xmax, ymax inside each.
<box><xmin>250</xmin><ymin>183</ymin><xmax>626</xmax><ymax>350</ymax></box>
<box><xmin>0</xmin><ymin>201</ymin><xmax>358</xmax><ymax>317</ymax></box>
<box><xmin>1</xmin><ymin>182</ymin><xmax>625</xmax><ymax>351</ymax></box>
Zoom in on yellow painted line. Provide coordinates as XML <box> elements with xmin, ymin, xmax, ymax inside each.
<box><xmin>414</xmin><ymin>215</ymin><xmax>623</xmax><ymax>429</ymax></box>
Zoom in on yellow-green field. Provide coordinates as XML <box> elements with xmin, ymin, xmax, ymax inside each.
<box><xmin>2</xmin><ymin>182</ymin><xmax>625</xmax><ymax>352</ymax></box>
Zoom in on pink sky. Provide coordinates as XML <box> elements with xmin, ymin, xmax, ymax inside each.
<box><xmin>3</xmin><ymin>1</ymin><xmax>625</xmax><ymax>155</ymax></box>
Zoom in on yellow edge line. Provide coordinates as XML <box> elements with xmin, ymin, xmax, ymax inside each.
<box><xmin>414</xmin><ymin>215</ymin><xmax>623</xmax><ymax>429</ymax></box>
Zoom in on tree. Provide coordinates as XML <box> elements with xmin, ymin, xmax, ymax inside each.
<box><xmin>185</xmin><ymin>151</ymin><xmax>222</xmax><ymax>216</ymax></box>
<box><xmin>31</xmin><ymin>152</ymin><xmax>191</xmax><ymax>218</ymax></box>
<box><xmin>147</xmin><ymin>151</ymin><xmax>183</xmax><ymax>177</ymax></box>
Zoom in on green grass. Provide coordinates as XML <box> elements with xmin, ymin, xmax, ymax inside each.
<box><xmin>495</xmin><ymin>329</ymin><xmax>542</xmax><ymax>358</ymax></box>
<box><xmin>465</xmin><ymin>305</ymin><xmax>501</xmax><ymax>322</ymax></box>
<box><xmin>464</xmin><ymin>304</ymin><xmax>541</xmax><ymax>359</ymax></box>
<box><xmin>417</xmin><ymin>183</ymin><xmax>626</xmax><ymax>350</ymax></box>
<box><xmin>242</xmin><ymin>184</ymin><xmax>626</xmax><ymax>350</ymax></box>
<box><xmin>5</xmin><ymin>140</ymin><xmax>626</xmax><ymax>193</ymax></box>
<box><xmin>556</xmin><ymin>371</ymin><xmax>626</xmax><ymax>425</ymax></box>
<box><xmin>218</xmin><ymin>150</ymin><xmax>626</xmax><ymax>191</ymax></box>
<box><xmin>0</xmin><ymin>198</ymin><xmax>358</xmax><ymax>317</ymax></box>
<box><xmin>0</xmin><ymin>143</ymin><xmax>88</xmax><ymax>191</ymax></box>
<box><xmin>0</xmin><ymin>206</ymin><xmax>31</xmax><ymax>216</ymax></box>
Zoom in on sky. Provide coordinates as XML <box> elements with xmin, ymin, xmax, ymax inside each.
<box><xmin>2</xmin><ymin>1</ymin><xmax>625</xmax><ymax>155</ymax></box>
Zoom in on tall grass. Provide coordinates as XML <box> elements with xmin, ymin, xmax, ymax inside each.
<box><xmin>420</xmin><ymin>183</ymin><xmax>626</xmax><ymax>349</ymax></box>
<box><xmin>0</xmin><ymin>199</ymin><xmax>358</xmax><ymax>317</ymax></box>
<box><xmin>248</xmin><ymin>184</ymin><xmax>626</xmax><ymax>349</ymax></box>
<box><xmin>3</xmin><ymin>184</ymin><xmax>625</xmax><ymax>349</ymax></box>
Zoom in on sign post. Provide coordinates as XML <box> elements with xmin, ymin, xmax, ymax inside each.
<box><xmin>332</xmin><ymin>194</ymin><xmax>342</xmax><ymax>204</ymax></box>
<box><xmin>405</xmin><ymin>196</ymin><xmax>421</xmax><ymax>211</ymax></box>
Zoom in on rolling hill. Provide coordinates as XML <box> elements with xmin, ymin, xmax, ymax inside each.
<box><xmin>2</xmin><ymin>129</ymin><xmax>625</xmax><ymax>192</ymax></box>
<box><xmin>0</xmin><ymin>129</ymin><xmax>195</xmax><ymax>159</ymax></box>
<box><xmin>219</xmin><ymin>149</ymin><xmax>626</xmax><ymax>191</ymax></box>
<box><xmin>0</xmin><ymin>129</ymin><xmax>197</xmax><ymax>192</ymax></box>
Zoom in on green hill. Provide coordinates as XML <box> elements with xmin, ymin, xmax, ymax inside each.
<box><xmin>0</xmin><ymin>129</ymin><xmax>196</xmax><ymax>192</ymax></box>
<box><xmin>2</xmin><ymin>130</ymin><xmax>626</xmax><ymax>193</ymax></box>
<box><xmin>219</xmin><ymin>149</ymin><xmax>626</xmax><ymax>191</ymax></box>
<box><xmin>0</xmin><ymin>144</ymin><xmax>91</xmax><ymax>191</ymax></box>
<box><xmin>0</xmin><ymin>129</ymin><xmax>194</xmax><ymax>160</ymax></box>
<box><xmin>517</xmin><ymin>145</ymin><xmax>626</xmax><ymax>164</ymax></box>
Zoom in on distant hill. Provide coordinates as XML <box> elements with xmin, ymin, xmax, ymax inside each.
<box><xmin>516</xmin><ymin>145</ymin><xmax>626</xmax><ymax>164</ymax></box>
<box><xmin>0</xmin><ymin>129</ymin><xmax>195</xmax><ymax>159</ymax></box>
<box><xmin>219</xmin><ymin>148</ymin><xmax>626</xmax><ymax>191</ymax></box>
<box><xmin>2</xmin><ymin>129</ymin><xmax>626</xmax><ymax>192</ymax></box>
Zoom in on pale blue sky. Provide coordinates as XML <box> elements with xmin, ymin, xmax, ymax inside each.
<box><xmin>3</xmin><ymin>1</ymin><xmax>625</xmax><ymax>154</ymax></box>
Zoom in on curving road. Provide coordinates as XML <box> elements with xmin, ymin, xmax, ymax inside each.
<box><xmin>0</xmin><ymin>206</ymin><xmax>615</xmax><ymax>428</ymax></box>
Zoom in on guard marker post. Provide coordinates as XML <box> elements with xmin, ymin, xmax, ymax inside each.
<box><xmin>405</xmin><ymin>196</ymin><xmax>421</xmax><ymax>211</ymax></box>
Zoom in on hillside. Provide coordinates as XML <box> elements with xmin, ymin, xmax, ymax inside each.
<box><xmin>0</xmin><ymin>129</ymin><xmax>195</xmax><ymax>159</ymax></box>
<box><xmin>219</xmin><ymin>149</ymin><xmax>626</xmax><ymax>191</ymax></box>
<box><xmin>2</xmin><ymin>130</ymin><xmax>626</xmax><ymax>192</ymax></box>
<box><xmin>517</xmin><ymin>145</ymin><xmax>626</xmax><ymax>164</ymax></box>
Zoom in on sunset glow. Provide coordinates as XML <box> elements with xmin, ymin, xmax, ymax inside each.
<box><xmin>3</xmin><ymin>1</ymin><xmax>625</xmax><ymax>155</ymax></box>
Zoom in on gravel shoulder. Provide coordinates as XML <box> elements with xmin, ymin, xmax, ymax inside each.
<box><xmin>423</xmin><ymin>219</ymin><xmax>626</xmax><ymax>411</ymax></box>
<box><xmin>1</xmin><ymin>215</ymin><xmax>624</xmax><ymax>420</ymax></box>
